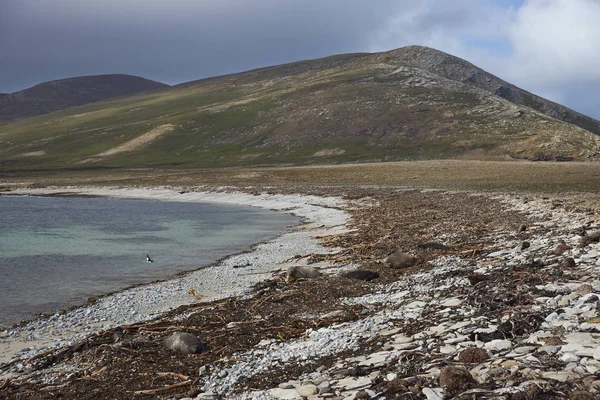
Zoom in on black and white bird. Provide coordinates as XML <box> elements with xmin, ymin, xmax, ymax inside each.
<box><xmin>146</xmin><ymin>254</ymin><xmax>154</xmax><ymax>263</ymax></box>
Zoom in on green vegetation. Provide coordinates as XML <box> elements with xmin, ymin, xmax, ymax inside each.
<box><xmin>1</xmin><ymin>46</ymin><xmax>599</xmax><ymax>175</ymax></box>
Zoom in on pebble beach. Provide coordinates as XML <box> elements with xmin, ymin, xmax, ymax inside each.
<box><xmin>2</xmin><ymin>186</ymin><xmax>600</xmax><ymax>400</ymax></box>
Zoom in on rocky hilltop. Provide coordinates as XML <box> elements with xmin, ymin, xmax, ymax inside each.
<box><xmin>380</xmin><ymin>46</ymin><xmax>600</xmax><ymax>136</ymax></box>
<box><xmin>0</xmin><ymin>74</ymin><xmax>168</xmax><ymax>123</ymax></box>
<box><xmin>1</xmin><ymin>47</ymin><xmax>599</xmax><ymax>173</ymax></box>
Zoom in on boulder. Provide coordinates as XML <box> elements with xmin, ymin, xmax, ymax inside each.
<box><xmin>385</xmin><ymin>251</ymin><xmax>416</xmax><ymax>269</ymax></box>
<box><xmin>286</xmin><ymin>265</ymin><xmax>320</xmax><ymax>282</ymax></box>
<box><xmin>164</xmin><ymin>332</ymin><xmax>208</xmax><ymax>354</ymax></box>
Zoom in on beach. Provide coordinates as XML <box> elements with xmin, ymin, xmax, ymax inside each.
<box><xmin>0</xmin><ymin>187</ymin><xmax>353</xmax><ymax>366</ymax></box>
<box><xmin>2</xmin><ymin>186</ymin><xmax>600</xmax><ymax>399</ymax></box>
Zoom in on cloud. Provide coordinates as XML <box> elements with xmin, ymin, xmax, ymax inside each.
<box><xmin>1</xmin><ymin>0</ymin><xmax>599</xmax><ymax>118</ymax></box>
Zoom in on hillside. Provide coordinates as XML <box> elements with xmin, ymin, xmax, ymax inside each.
<box><xmin>1</xmin><ymin>46</ymin><xmax>599</xmax><ymax>173</ymax></box>
<box><xmin>0</xmin><ymin>74</ymin><xmax>169</xmax><ymax>123</ymax></box>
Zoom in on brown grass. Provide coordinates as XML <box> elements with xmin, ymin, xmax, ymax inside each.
<box><xmin>4</xmin><ymin>160</ymin><xmax>600</xmax><ymax>195</ymax></box>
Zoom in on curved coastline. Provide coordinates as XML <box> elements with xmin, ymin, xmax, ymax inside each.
<box><xmin>0</xmin><ymin>187</ymin><xmax>351</xmax><ymax>368</ymax></box>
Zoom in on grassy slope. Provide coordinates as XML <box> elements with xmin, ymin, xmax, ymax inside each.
<box><xmin>1</xmin><ymin>50</ymin><xmax>599</xmax><ymax>173</ymax></box>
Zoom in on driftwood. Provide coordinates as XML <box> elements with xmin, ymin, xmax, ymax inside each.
<box><xmin>133</xmin><ymin>379</ymin><xmax>192</xmax><ymax>395</ymax></box>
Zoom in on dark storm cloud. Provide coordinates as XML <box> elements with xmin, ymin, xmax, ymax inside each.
<box><xmin>0</xmin><ymin>0</ymin><xmax>403</xmax><ymax>92</ymax></box>
<box><xmin>1</xmin><ymin>0</ymin><xmax>599</xmax><ymax>119</ymax></box>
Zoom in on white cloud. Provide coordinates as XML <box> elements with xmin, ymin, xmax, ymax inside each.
<box><xmin>367</xmin><ymin>0</ymin><xmax>600</xmax><ymax>117</ymax></box>
<box><xmin>507</xmin><ymin>0</ymin><xmax>600</xmax><ymax>86</ymax></box>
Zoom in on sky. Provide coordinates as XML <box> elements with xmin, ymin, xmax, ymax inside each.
<box><xmin>1</xmin><ymin>0</ymin><xmax>599</xmax><ymax>118</ymax></box>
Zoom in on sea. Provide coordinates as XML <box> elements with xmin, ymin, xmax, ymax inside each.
<box><xmin>0</xmin><ymin>195</ymin><xmax>299</xmax><ymax>328</ymax></box>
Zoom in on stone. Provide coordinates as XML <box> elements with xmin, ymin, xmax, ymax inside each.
<box><xmin>518</xmin><ymin>224</ymin><xmax>527</xmax><ymax>233</ymax></box>
<box><xmin>561</xmin><ymin>353</ymin><xmax>581</xmax><ymax>363</ymax></box>
<box><xmin>385</xmin><ymin>251</ymin><xmax>416</xmax><ymax>269</ymax></box>
<box><xmin>484</xmin><ymin>339</ymin><xmax>512</xmax><ymax>352</ymax></box>
<box><xmin>354</xmin><ymin>390</ymin><xmax>369</xmax><ymax>399</ymax></box>
<box><xmin>341</xmin><ymin>270</ymin><xmax>380</xmax><ymax>281</ymax></box>
<box><xmin>438</xmin><ymin>366</ymin><xmax>476</xmax><ymax>394</ymax></box>
<box><xmin>458</xmin><ymin>348</ymin><xmax>489</xmax><ymax>364</ymax></box>
<box><xmin>563</xmin><ymin>258</ymin><xmax>577</xmax><ymax>268</ymax></box>
<box><xmin>286</xmin><ymin>266</ymin><xmax>320</xmax><ymax>282</ymax></box>
<box><xmin>440</xmin><ymin>298</ymin><xmax>462</xmax><ymax>307</ymax></box>
<box><xmin>268</xmin><ymin>388</ymin><xmax>302</xmax><ymax>400</ymax></box>
<box><xmin>576</xmin><ymin>284</ymin><xmax>594</xmax><ymax>295</ymax></box>
<box><xmin>163</xmin><ymin>332</ymin><xmax>208</xmax><ymax>354</ymax></box>
<box><xmin>422</xmin><ymin>387</ymin><xmax>444</xmax><ymax>400</ymax></box>
<box><xmin>335</xmin><ymin>377</ymin><xmax>372</xmax><ymax>391</ymax></box>
<box><xmin>553</xmin><ymin>243</ymin><xmax>571</xmax><ymax>255</ymax></box>
<box><xmin>296</xmin><ymin>385</ymin><xmax>318</xmax><ymax>397</ymax></box>
<box><xmin>579</xmin><ymin>231</ymin><xmax>600</xmax><ymax>248</ymax></box>
<box><xmin>541</xmin><ymin>371</ymin><xmax>581</xmax><ymax>382</ymax></box>
<box><xmin>521</xmin><ymin>241</ymin><xmax>530</xmax><ymax>250</ymax></box>
<box><xmin>196</xmin><ymin>393</ymin><xmax>219</xmax><ymax>400</ymax></box>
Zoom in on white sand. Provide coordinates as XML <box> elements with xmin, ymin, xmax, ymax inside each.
<box><xmin>0</xmin><ymin>187</ymin><xmax>353</xmax><ymax>369</ymax></box>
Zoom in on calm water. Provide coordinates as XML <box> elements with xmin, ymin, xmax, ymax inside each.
<box><xmin>0</xmin><ymin>195</ymin><xmax>299</xmax><ymax>327</ymax></box>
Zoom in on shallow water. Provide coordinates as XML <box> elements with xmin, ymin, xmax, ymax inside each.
<box><xmin>0</xmin><ymin>195</ymin><xmax>298</xmax><ymax>327</ymax></box>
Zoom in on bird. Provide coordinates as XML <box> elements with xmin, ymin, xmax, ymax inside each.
<box><xmin>146</xmin><ymin>254</ymin><xmax>154</xmax><ymax>263</ymax></box>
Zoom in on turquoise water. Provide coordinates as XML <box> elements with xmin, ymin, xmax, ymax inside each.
<box><xmin>0</xmin><ymin>195</ymin><xmax>299</xmax><ymax>327</ymax></box>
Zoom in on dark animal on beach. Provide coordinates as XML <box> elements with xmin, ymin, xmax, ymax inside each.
<box><xmin>286</xmin><ymin>265</ymin><xmax>320</xmax><ymax>282</ymax></box>
<box><xmin>146</xmin><ymin>254</ymin><xmax>153</xmax><ymax>263</ymax></box>
<box><xmin>164</xmin><ymin>332</ymin><xmax>208</xmax><ymax>354</ymax></box>
<box><xmin>342</xmin><ymin>270</ymin><xmax>380</xmax><ymax>281</ymax></box>
<box><xmin>417</xmin><ymin>242</ymin><xmax>449</xmax><ymax>250</ymax></box>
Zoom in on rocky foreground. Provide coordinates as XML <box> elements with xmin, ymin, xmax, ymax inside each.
<box><xmin>2</xmin><ymin>187</ymin><xmax>600</xmax><ymax>400</ymax></box>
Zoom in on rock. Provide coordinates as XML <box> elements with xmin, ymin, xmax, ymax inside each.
<box><xmin>521</xmin><ymin>241</ymin><xmax>530</xmax><ymax>250</ymax></box>
<box><xmin>317</xmin><ymin>381</ymin><xmax>331</xmax><ymax>394</ymax></box>
<box><xmin>484</xmin><ymin>339</ymin><xmax>512</xmax><ymax>352</ymax></box>
<box><xmin>385</xmin><ymin>251</ymin><xmax>416</xmax><ymax>269</ymax></box>
<box><xmin>335</xmin><ymin>376</ymin><xmax>372</xmax><ymax>391</ymax></box>
<box><xmin>296</xmin><ymin>385</ymin><xmax>317</xmax><ymax>397</ymax></box>
<box><xmin>422</xmin><ymin>387</ymin><xmax>444</xmax><ymax>400</ymax></box>
<box><xmin>196</xmin><ymin>393</ymin><xmax>219</xmax><ymax>400</ymax></box>
<box><xmin>542</xmin><ymin>371</ymin><xmax>581</xmax><ymax>382</ymax></box>
<box><xmin>341</xmin><ymin>270</ymin><xmax>380</xmax><ymax>281</ymax></box>
<box><xmin>354</xmin><ymin>390</ymin><xmax>369</xmax><ymax>399</ymax></box>
<box><xmin>563</xmin><ymin>257</ymin><xmax>577</xmax><ymax>268</ymax></box>
<box><xmin>440</xmin><ymin>298</ymin><xmax>462</xmax><ymax>307</ymax></box>
<box><xmin>579</xmin><ymin>231</ymin><xmax>600</xmax><ymax>248</ymax></box>
<box><xmin>417</xmin><ymin>242</ymin><xmax>449</xmax><ymax>250</ymax></box>
<box><xmin>268</xmin><ymin>388</ymin><xmax>301</xmax><ymax>400</ymax></box>
<box><xmin>458</xmin><ymin>348</ymin><xmax>489</xmax><ymax>364</ymax></box>
<box><xmin>286</xmin><ymin>266</ymin><xmax>320</xmax><ymax>282</ymax></box>
<box><xmin>518</xmin><ymin>224</ymin><xmax>527</xmax><ymax>233</ymax></box>
<box><xmin>164</xmin><ymin>332</ymin><xmax>208</xmax><ymax>354</ymax></box>
<box><xmin>439</xmin><ymin>366</ymin><xmax>476</xmax><ymax>394</ymax></box>
<box><xmin>553</xmin><ymin>243</ymin><xmax>571</xmax><ymax>255</ymax></box>
<box><xmin>576</xmin><ymin>284</ymin><xmax>594</xmax><ymax>295</ymax></box>
<box><xmin>467</xmin><ymin>273</ymin><xmax>489</xmax><ymax>285</ymax></box>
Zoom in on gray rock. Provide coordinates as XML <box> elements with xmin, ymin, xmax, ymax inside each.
<box><xmin>164</xmin><ymin>332</ymin><xmax>208</xmax><ymax>354</ymax></box>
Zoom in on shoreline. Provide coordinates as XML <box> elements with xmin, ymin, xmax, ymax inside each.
<box><xmin>0</xmin><ymin>187</ymin><xmax>353</xmax><ymax>368</ymax></box>
<box><xmin>3</xmin><ymin>186</ymin><xmax>600</xmax><ymax>399</ymax></box>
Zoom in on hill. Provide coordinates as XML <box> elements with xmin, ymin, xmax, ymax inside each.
<box><xmin>1</xmin><ymin>46</ymin><xmax>599</xmax><ymax>173</ymax></box>
<box><xmin>0</xmin><ymin>74</ymin><xmax>169</xmax><ymax>123</ymax></box>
